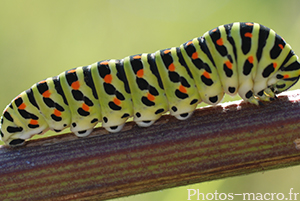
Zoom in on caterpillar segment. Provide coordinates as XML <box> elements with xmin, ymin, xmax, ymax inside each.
<box><xmin>57</xmin><ymin>67</ymin><xmax>100</xmax><ymax>137</ymax></box>
<box><xmin>31</xmin><ymin>77</ymin><xmax>71</xmax><ymax>133</ymax></box>
<box><xmin>230</xmin><ymin>22</ymin><xmax>262</xmax><ymax>104</ymax></box>
<box><xmin>123</xmin><ymin>54</ymin><xmax>168</xmax><ymax>127</ymax></box>
<box><xmin>1</xmin><ymin>22</ymin><xmax>300</xmax><ymax>146</ymax></box>
<box><xmin>180</xmin><ymin>38</ymin><xmax>224</xmax><ymax>105</ymax></box>
<box><xmin>203</xmin><ymin>24</ymin><xmax>239</xmax><ymax>99</ymax></box>
<box><xmin>91</xmin><ymin>60</ymin><xmax>133</xmax><ymax>132</ymax></box>
<box><xmin>155</xmin><ymin>47</ymin><xmax>201</xmax><ymax>120</ymax></box>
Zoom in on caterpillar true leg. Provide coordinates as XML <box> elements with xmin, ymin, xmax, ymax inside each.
<box><xmin>264</xmin><ymin>88</ymin><xmax>276</xmax><ymax>98</ymax></box>
<box><xmin>255</xmin><ymin>89</ymin><xmax>275</xmax><ymax>102</ymax></box>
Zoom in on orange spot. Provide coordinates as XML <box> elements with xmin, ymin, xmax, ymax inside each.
<box><xmin>278</xmin><ymin>44</ymin><xmax>284</xmax><ymax>49</ymax></box>
<box><xmin>168</xmin><ymin>63</ymin><xmax>175</xmax><ymax>71</ymax></box>
<box><xmin>133</xmin><ymin>55</ymin><xmax>141</xmax><ymax>59</ymax></box>
<box><xmin>30</xmin><ymin>119</ymin><xmax>38</xmax><ymax>125</ymax></box>
<box><xmin>67</xmin><ymin>69</ymin><xmax>77</xmax><ymax>73</ymax></box>
<box><xmin>216</xmin><ymin>38</ymin><xmax>223</xmax><ymax>46</ymax></box>
<box><xmin>147</xmin><ymin>93</ymin><xmax>155</xmax><ymax>101</ymax></box>
<box><xmin>82</xmin><ymin>103</ymin><xmax>89</xmax><ymax>112</ymax></box>
<box><xmin>71</xmin><ymin>81</ymin><xmax>80</xmax><ymax>90</ymax></box>
<box><xmin>225</xmin><ymin>61</ymin><xmax>232</xmax><ymax>69</ymax></box>
<box><xmin>244</xmin><ymin>32</ymin><xmax>252</xmax><ymax>38</ymax></box>
<box><xmin>113</xmin><ymin>97</ymin><xmax>121</xmax><ymax>106</ymax></box>
<box><xmin>42</xmin><ymin>90</ymin><xmax>51</xmax><ymax>98</ymax></box>
<box><xmin>186</xmin><ymin>41</ymin><xmax>193</xmax><ymax>46</ymax></box>
<box><xmin>104</xmin><ymin>74</ymin><xmax>113</xmax><ymax>83</ymax></box>
<box><xmin>100</xmin><ymin>61</ymin><xmax>109</xmax><ymax>65</ymax></box>
<box><xmin>248</xmin><ymin>56</ymin><xmax>254</xmax><ymax>64</ymax></box>
<box><xmin>18</xmin><ymin>103</ymin><xmax>26</xmax><ymax>110</ymax></box>
<box><xmin>283</xmin><ymin>74</ymin><xmax>290</xmax><ymax>79</ymax></box>
<box><xmin>245</xmin><ymin>22</ymin><xmax>254</xmax><ymax>26</ymax></box>
<box><xmin>164</xmin><ymin>49</ymin><xmax>171</xmax><ymax>54</ymax></box>
<box><xmin>273</xmin><ymin>63</ymin><xmax>277</xmax><ymax>68</ymax></box>
<box><xmin>179</xmin><ymin>85</ymin><xmax>187</xmax><ymax>93</ymax></box>
<box><xmin>54</xmin><ymin>109</ymin><xmax>61</xmax><ymax>117</ymax></box>
<box><xmin>38</xmin><ymin>80</ymin><xmax>47</xmax><ymax>84</ymax></box>
<box><xmin>136</xmin><ymin>69</ymin><xmax>144</xmax><ymax>78</ymax></box>
<box><xmin>191</xmin><ymin>52</ymin><xmax>198</xmax><ymax>60</ymax></box>
<box><xmin>203</xmin><ymin>71</ymin><xmax>210</xmax><ymax>79</ymax></box>
<box><xmin>212</xmin><ymin>28</ymin><xmax>217</xmax><ymax>32</ymax></box>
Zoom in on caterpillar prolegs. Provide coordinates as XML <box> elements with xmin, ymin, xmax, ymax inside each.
<box><xmin>1</xmin><ymin>22</ymin><xmax>300</xmax><ymax>146</ymax></box>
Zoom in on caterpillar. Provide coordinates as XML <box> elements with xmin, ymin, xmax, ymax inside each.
<box><xmin>1</xmin><ymin>22</ymin><xmax>300</xmax><ymax>146</ymax></box>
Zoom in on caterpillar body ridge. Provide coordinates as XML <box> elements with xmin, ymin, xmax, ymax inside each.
<box><xmin>1</xmin><ymin>22</ymin><xmax>300</xmax><ymax>146</ymax></box>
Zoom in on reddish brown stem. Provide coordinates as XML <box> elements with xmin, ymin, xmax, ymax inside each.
<box><xmin>1</xmin><ymin>90</ymin><xmax>300</xmax><ymax>200</ymax></box>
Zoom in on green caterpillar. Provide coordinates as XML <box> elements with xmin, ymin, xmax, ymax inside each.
<box><xmin>1</xmin><ymin>22</ymin><xmax>300</xmax><ymax>146</ymax></box>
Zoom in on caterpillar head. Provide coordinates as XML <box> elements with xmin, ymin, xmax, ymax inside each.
<box><xmin>271</xmin><ymin>60</ymin><xmax>300</xmax><ymax>94</ymax></box>
<box><xmin>272</xmin><ymin>77</ymin><xmax>299</xmax><ymax>94</ymax></box>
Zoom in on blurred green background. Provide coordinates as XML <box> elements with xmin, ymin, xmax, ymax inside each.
<box><xmin>1</xmin><ymin>0</ymin><xmax>300</xmax><ymax>200</ymax></box>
